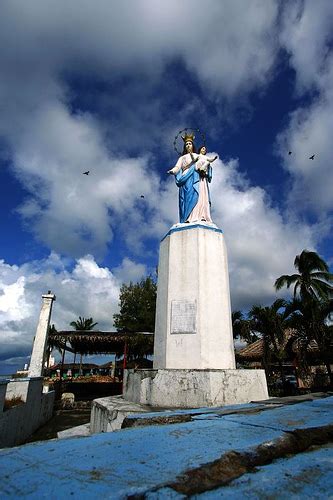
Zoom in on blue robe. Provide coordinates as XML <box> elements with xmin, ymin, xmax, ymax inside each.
<box><xmin>175</xmin><ymin>164</ymin><xmax>212</xmax><ymax>223</ymax></box>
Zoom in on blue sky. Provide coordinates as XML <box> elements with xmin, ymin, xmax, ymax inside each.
<box><xmin>0</xmin><ymin>0</ymin><xmax>332</xmax><ymax>374</ymax></box>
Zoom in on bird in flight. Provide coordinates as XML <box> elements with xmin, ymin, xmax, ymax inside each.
<box><xmin>309</xmin><ymin>155</ymin><xmax>315</xmax><ymax>160</ymax></box>
<box><xmin>288</xmin><ymin>151</ymin><xmax>292</xmax><ymax>155</ymax></box>
<box><xmin>140</xmin><ymin>195</ymin><xmax>145</xmax><ymax>199</ymax></box>
<box><xmin>83</xmin><ymin>171</ymin><xmax>90</xmax><ymax>175</ymax></box>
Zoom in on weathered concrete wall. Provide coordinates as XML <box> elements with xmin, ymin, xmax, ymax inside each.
<box><xmin>5</xmin><ymin>377</ymin><xmax>36</xmax><ymax>402</ymax></box>
<box><xmin>0</xmin><ymin>377</ymin><xmax>55</xmax><ymax>448</ymax></box>
<box><xmin>123</xmin><ymin>368</ymin><xmax>269</xmax><ymax>408</ymax></box>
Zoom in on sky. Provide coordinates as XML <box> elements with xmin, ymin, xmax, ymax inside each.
<box><xmin>0</xmin><ymin>0</ymin><xmax>332</xmax><ymax>374</ymax></box>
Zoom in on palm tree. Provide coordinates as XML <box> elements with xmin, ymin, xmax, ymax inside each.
<box><xmin>275</xmin><ymin>250</ymin><xmax>333</xmax><ymax>302</ymax></box>
<box><xmin>70</xmin><ymin>316</ymin><xmax>98</xmax><ymax>375</ymax></box>
<box><xmin>285</xmin><ymin>298</ymin><xmax>333</xmax><ymax>387</ymax></box>
<box><xmin>232</xmin><ymin>311</ymin><xmax>259</xmax><ymax>344</ymax></box>
<box><xmin>249</xmin><ymin>299</ymin><xmax>289</xmax><ymax>393</ymax></box>
<box><xmin>232</xmin><ymin>311</ymin><xmax>243</xmax><ymax>339</ymax></box>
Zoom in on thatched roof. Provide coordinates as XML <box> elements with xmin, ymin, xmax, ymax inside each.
<box><xmin>237</xmin><ymin>335</ymin><xmax>333</xmax><ymax>362</ymax></box>
<box><xmin>49</xmin><ymin>363</ymin><xmax>99</xmax><ymax>371</ymax></box>
<box><xmin>49</xmin><ymin>331</ymin><xmax>154</xmax><ymax>355</ymax></box>
<box><xmin>237</xmin><ymin>339</ymin><xmax>264</xmax><ymax>360</ymax></box>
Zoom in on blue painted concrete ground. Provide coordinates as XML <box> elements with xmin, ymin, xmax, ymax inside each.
<box><xmin>195</xmin><ymin>444</ymin><xmax>333</xmax><ymax>499</ymax></box>
<box><xmin>0</xmin><ymin>396</ymin><xmax>332</xmax><ymax>498</ymax></box>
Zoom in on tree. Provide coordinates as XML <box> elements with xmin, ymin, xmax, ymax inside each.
<box><xmin>249</xmin><ymin>299</ymin><xmax>289</xmax><ymax>392</ymax></box>
<box><xmin>275</xmin><ymin>250</ymin><xmax>333</xmax><ymax>388</ymax></box>
<box><xmin>285</xmin><ymin>298</ymin><xmax>333</xmax><ymax>387</ymax></box>
<box><xmin>232</xmin><ymin>311</ymin><xmax>259</xmax><ymax>344</ymax></box>
<box><xmin>113</xmin><ymin>276</ymin><xmax>157</xmax><ymax>333</ymax></box>
<box><xmin>274</xmin><ymin>250</ymin><xmax>333</xmax><ymax>302</ymax></box>
<box><xmin>113</xmin><ymin>276</ymin><xmax>156</xmax><ymax>362</ymax></box>
<box><xmin>70</xmin><ymin>316</ymin><xmax>98</xmax><ymax>375</ymax></box>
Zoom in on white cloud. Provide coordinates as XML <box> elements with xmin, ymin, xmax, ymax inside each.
<box><xmin>0</xmin><ymin>254</ymin><xmax>121</xmax><ymax>368</ymax></box>
<box><xmin>0</xmin><ymin>1</ymin><xmax>284</xmax><ymax>260</ymax></box>
<box><xmin>209</xmin><ymin>158</ymin><xmax>316</xmax><ymax>309</ymax></box>
<box><xmin>279</xmin><ymin>0</ymin><xmax>333</xmax><ymax>93</ymax></box>
<box><xmin>0</xmin><ymin>276</ymin><xmax>31</xmax><ymax>321</ymax></box>
<box><xmin>0</xmin><ymin>0</ymin><xmax>279</xmax><ymax>96</ymax></box>
<box><xmin>277</xmin><ymin>0</ymin><xmax>333</xmax><ymax>214</ymax></box>
<box><xmin>113</xmin><ymin>258</ymin><xmax>147</xmax><ymax>284</ymax></box>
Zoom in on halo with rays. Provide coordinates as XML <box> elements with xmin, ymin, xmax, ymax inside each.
<box><xmin>173</xmin><ymin>127</ymin><xmax>206</xmax><ymax>155</ymax></box>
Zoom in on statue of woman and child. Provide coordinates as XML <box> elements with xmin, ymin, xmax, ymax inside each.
<box><xmin>167</xmin><ymin>133</ymin><xmax>218</xmax><ymax>224</ymax></box>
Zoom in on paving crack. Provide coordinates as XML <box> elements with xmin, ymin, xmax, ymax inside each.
<box><xmin>169</xmin><ymin>424</ymin><xmax>333</xmax><ymax>496</ymax></box>
<box><xmin>144</xmin><ymin>424</ymin><xmax>333</xmax><ymax>497</ymax></box>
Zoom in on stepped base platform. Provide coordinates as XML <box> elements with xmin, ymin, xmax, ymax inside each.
<box><xmin>123</xmin><ymin>368</ymin><xmax>268</xmax><ymax>408</ymax></box>
<box><xmin>89</xmin><ymin>368</ymin><xmax>268</xmax><ymax>433</ymax></box>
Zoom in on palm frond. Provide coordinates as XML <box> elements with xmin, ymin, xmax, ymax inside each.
<box><xmin>297</xmin><ymin>250</ymin><xmax>329</xmax><ymax>274</ymax></box>
<box><xmin>274</xmin><ymin>274</ymin><xmax>299</xmax><ymax>291</ymax></box>
<box><xmin>311</xmin><ymin>279</ymin><xmax>333</xmax><ymax>301</ymax></box>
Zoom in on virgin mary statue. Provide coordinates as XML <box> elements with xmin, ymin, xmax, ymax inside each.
<box><xmin>167</xmin><ymin>133</ymin><xmax>217</xmax><ymax>224</ymax></box>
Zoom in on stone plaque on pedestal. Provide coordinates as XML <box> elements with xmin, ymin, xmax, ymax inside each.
<box><xmin>170</xmin><ymin>300</ymin><xmax>196</xmax><ymax>334</ymax></box>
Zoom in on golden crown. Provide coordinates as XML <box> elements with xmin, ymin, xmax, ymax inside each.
<box><xmin>181</xmin><ymin>133</ymin><xmax>195</xmax><ymax>143</ymax></box>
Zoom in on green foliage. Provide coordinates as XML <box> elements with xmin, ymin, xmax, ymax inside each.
<box><xmin>273</xmin><ymin>250</ymin><xmax>333</xmax><ymax>388</ymax></box>
<box><xmin>113</xmin><ymin>276</ymin><xmax>157</xmax><ymax>333</ymax></box>
<box><xmin>274</xmin><ymin>249</ymin><xmax>333</xmax><ymax>302</ymax></box>
<box><xmin>126</xmin><ymin>333</ymin><xmax>154</xmax><ymax>360</ymax></box>
<box><xmin>249</xmin><ymin>299</ymin><xmax>289</xmax><ymax>387</ymax></box>
<box><xmin>47</xmin><ymin>324</ymin><xmax>62</xmax><ymax>355</ymax></box>
<box><xmin>285</xmin><ymin>297</ymin><xmax>333</xmax><ymax>384</ymax></box>
<box><xmin>232</xmin><ymin>311</ymin><xmax>259</xmax><ymax>343</ymax></box>
<box><xmin>69</xmin><ymin>316</ymin><xmax>98</xmax><ymax>375</ymax></box>
<box><xmin>70</xmin><ymin>316</ymin><xmax>98</xmax><ymax>331</ymax></box>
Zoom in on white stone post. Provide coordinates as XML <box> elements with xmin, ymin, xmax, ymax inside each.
<box><xmin>28</xmin><ymin>293</ymin><xmax>56</xmax><ymax>378</ymax></box>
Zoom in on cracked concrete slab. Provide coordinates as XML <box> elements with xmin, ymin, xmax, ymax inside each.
<box><xmin>0</xmin><ymin>395</ymin><xmax>332</xmax><ymax>498</ymax></box>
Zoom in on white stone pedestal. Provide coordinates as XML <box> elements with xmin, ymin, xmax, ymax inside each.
<box><xmin>154</xmin><ymin>223</ymin><xmax>235</xmax><ymax>370</ymax></box>
<box><xmin>121</xmin><ymin>222</ymin><xmax>269</xmax><ymax>410</ymax></box>
<box><xmin>109</xmin><ymin>222</ymin><xmax>269</xmax><ymax>420</ymax></box>
<box><xmin>123</xmin><ymin>369</ymin><xmax>268</xmax><ymax>408</ymax></box>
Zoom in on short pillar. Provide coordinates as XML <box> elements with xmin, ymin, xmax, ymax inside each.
<box><xmin>28</xmin><ymin>293</ymin><xmax>56</xmax><ymax>378</ymax></box>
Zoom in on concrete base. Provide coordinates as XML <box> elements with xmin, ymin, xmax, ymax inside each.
<box><xmin>90</xmin><ymin>395</ymin><xmax>153</xmax><ymax>434</ymax></box>
<box><xmin>123</xmin><ymin>368</ymin><xmax>269</xmax><ymax>408</ymax></box>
